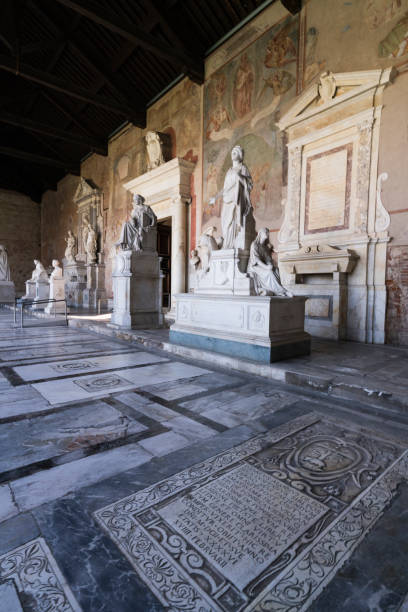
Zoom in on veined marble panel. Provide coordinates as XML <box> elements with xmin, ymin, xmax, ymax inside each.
<box><xmin>0</xmin><ymin>341</ymin><xmax>126</xmax><ymax>363</ymax></box>
<box><xmin>13</xmin><ymin>351</ymin><xmax>167</xmax><ymax>381</ymax></box>
<box><xmin>33</xmin><ymin>361</ymin><xmax>211</xmax><ymax>405</ymax></box>
<box><xmin>95</xmin><ymin>412</ymin><xmax>407</xmax><ymax>612</ymax></box>
<box><xmin>0</xmin><ymin>538</ymin><xmax>81</xmax><ymax>611</ymax></box>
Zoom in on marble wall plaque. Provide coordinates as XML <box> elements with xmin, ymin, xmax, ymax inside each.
<box><xmin>305</xmin><ymin>144</ymin><xmax>352</xmax><ymax>234</ymax></box>
<box><xmin>158</xmin><ymin>462</ymin><xmax>327</xmax><ymax>590</ymax></box>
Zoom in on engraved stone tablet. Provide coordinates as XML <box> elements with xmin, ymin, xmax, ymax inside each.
<box><xmin>158</xmin><ymin>463</ymin><xmax>327</xmax><ymax>590</ymax></box>
<box><xmin>305</xmin><ymin>144</ymin><xmax>352</xmax><ymax>234</ymax></box>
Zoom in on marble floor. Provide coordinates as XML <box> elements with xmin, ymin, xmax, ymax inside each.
<box><xmin>0</xmin><ymin>308</ymin><xmax>408</xmax><ymax>611</ymax></box>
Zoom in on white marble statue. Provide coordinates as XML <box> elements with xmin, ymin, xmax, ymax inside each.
<box><xmin>196</xmin><ymin>226</ymin><xmax>220</xmax><ymax>274</ymax></box>
<box><xmin>116</xmin><ymin>194</ymin><xmax>157</xmax><ymax>251</ymax></box>
<box><xmin>30</xmin><ymin>259</ymin><xmax>48</xmax><ymax>282</ymax></box>
<box><xmin>146</xmin><ymin>131</ymin><xmax>165</xmax><ymax>171</ymax></box>
<box><xmin>50</xmin><ymin>259</ymin><xmax>63</xmax><ymax>279</ymax></box>
<box><xmin>220</xmin><ymin>145</ymin><xmax>253</xmax><ymax>249</ymax></box>
<box><xmin>64</xmin><ymin>230</ymin><xmax>77</xmax><ymax>263</ymax></box>
<box><xmin>248</xmin><ymin>228</ymin><xmax>292</xmax><ymax>297</ymax></box>
<box><xmin>0</xmin><ymin>245</ymin><xmax>11</xmax><ymax>281</ymax></box>
<box><xmin>85</xmin><ymin>222</ymin><xmax>97</xmax><ymax>263</ymax></box>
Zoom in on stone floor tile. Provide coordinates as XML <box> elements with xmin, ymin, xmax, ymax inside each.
<box><xmin>0</xmin><ymin>484</ymin><xmax>18</xmax><ymax>523</ymax></box>
<box><xmin>161</xmin><ymin>414</ymin><xmax>217</xmax><ymax>441</ymax></box>
<box><xmin>138</xmin><ymin>430</ymin><xmax>190</xmax><ymax>456</ymax></box>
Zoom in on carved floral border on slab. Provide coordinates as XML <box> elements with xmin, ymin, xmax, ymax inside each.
<box><xmin>94</xmin><ymin>413</ymin><xmax>408</xmax><ymax>611</ymax></box>
<box><xmin>0</xmin><ymin>537</ymin><xmax>81</xmax><ymax>611</ymax></box>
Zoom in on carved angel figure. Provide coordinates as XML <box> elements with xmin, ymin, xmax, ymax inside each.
<box><xmin>146</xmin><ymin>131</ymin><xmax>165</xmax><ymax>171</ymax></box>
<box><xmin>116</xmin><ymin>194</ymin><xmax>157</xmax><ymax>251</ymax></box>
<box><xmin>0</xmin><ymin>245</ymin><xmax>11</xmax><ymax>281</ymax></box>
<box><xmin>248</xmin><ymin>228</ymin><xmax>292</xmax><ymax>297</ymax></box>
<box><xmin>64</xmin><ymin>230</ymin><xmax>76</xmax><ymax>263</ymax></box>
<box><xmin>85</xmin><ymin>223</ymin><xmax>97</xmax><ymax>263</ymax></box>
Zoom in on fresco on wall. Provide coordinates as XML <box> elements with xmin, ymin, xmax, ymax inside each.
<box><xmin>365</xmin><ymin>0</ymin><xmax>404</xmax><ymax>30</ymax></box>
<box><xmin>203</xmin><ymin>15</ymin><xmax>299</xmax><ymax>230</ymax></box>
<box><xmin>379</xmin><ymin>11</ymin><xmax>408</xmax><ymax>59</ymax></box>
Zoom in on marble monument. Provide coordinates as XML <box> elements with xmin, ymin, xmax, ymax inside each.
<box><xmin>110</xmin><ymin>194</ymin><xmax>162</xmax><ymax>329</ymax></box>
<box><xmin>171</xmin><ymin>146</ymin><xmax>310</xmax><ymax>363</ymax></box>
<box><xmin>22</xmin><ymin>260</ymin><xmax>49</xmax><ymax>308</ymax></box>
<box><xmin>45</xmin><ymin>260</ymin><xmax>66</xmax><ymax>314</ymax></box>
<box><xmin>0</xmin><ymin>244</ymin><xmax>15</xmax><ymax>302</ymax></box>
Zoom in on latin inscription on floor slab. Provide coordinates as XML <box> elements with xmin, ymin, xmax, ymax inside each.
<box><xmin>158</xmin><ymin>462</ymin><xmax>328</xmax><ymax>590</ymax></box>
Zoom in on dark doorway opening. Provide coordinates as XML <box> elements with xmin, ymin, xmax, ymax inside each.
<box><xmin>157</xmin><ymin>219</ymin><xmax>172</xmax><ymax>309</ymax></box>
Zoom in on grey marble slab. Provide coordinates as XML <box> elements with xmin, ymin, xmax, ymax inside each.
<box><xmin>0</xmin><ymin>401</ymin><xmax>147</xmax><ymax>475</ymax></box>
<box><xmin>0</xmin><ymin>484</ymin><xmax>18</xmax><ymax>523</ymax></box>
<box><xmin>161</xmin><ymin>414</ymin><xmax>216</xmax><ymax>442</ymax></box>
<box><xmin>138</xmin><ymin>431</ymin><xmax>191</xmax><ymax>457</ymax></box>
<box><xmin>115</xmin><ymin>392</ymin><xmax>180</xmax><ymax>422</ymax></box>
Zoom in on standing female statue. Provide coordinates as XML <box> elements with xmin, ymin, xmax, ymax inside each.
<box><xmin>64</xmin><ymin>230</ymin><xmax>76</xmax><ymax>263</ymax></box>
<box><xmin>0</xmin><ymin>245</ymin><xmax>11</xmax><ymax>281</ymax></box>
<box><xmin>248</xmin><ymin>228</ymin><xmax>292</xmax><ymax>296</ymax></box>
<box><xmin>220</xmin><ymin>145</ymin><xmax>253</xmax><ymax>249</ymax></box>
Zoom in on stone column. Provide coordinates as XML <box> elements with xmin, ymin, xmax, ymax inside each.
<box><xmin>171</xmin><ymin>196</ymin><xmax>188</xmax><ymax>311</ymax></box>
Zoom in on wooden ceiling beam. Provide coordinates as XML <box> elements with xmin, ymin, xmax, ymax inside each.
<box><xmin>0</xmin><ymin>145</ymin><xmax>79</xmax><ymax>173</ymax></box>
<box><xmin>53</xmin><ymin>0</ymin><xmax>204</xmax><ymax>84</ymax></box>
<box><xmin>281</xmin><ymin>0</ymin><xmax>302</xmax><ymax>15</ymax></box>
<box><xmin>0</xmin><ymin>54</ymin><xmax>146</xmax><ymax>127</ymax></box>
<box><xmin>0</xmin><ymin>110</ymin><xmax>107</xmax><ymax>155</ymax></box>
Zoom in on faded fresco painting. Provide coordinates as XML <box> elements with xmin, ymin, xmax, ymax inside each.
<box><xmin>203</xmin><ymin>15</ymin><xmax>299</xmax><ymax>233</ymax></box>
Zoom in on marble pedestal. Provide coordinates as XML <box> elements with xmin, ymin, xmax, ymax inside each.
<box><xmin>22</xmin><ymin>280</ymin><xmax>36</xmax><ymax>301</ymax></box>
<box><xmin>45</xmin><ymin>278</ymin><xmax>66</xmax><ymax>314</ymax></box>
<box><xmin>32</xmin><ymin>280</ymin><xmax>50</xmax><ymax>310</ymax></box>
<box><xmin>64</xmin><ymin>261</ymin><xmax>87</xmax><ymax>307</ymax></box>
<box><xmin>170</xmin><ymin>294</ymin><xmax>310</xmax><ymax>363</ymax></box>
<box><xmin>195</xmin><ymin>249</ymin><xmax>254</xmax><ymax>296</ymax></box>
<box><xmin>83</xmin><ymin>263</ymin><xmax>106</xmax><ymax>309</ymax></box>
<box><xmin>0</xmin><ymin>280</ymin><xmax>15</xmax><ymax>303</ymax></box>
<box><xmin>110</xmin><ymin>247</ymin><xmax>162</xmax><ymax>329</ymax></box>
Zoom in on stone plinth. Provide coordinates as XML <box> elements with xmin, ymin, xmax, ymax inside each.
<box><xmin>22</xmin><ymin>280</ymin><xmax>36</xmax><ymax>301</ymax></box>
<box><xmin>170</xmin><ymin>294</ymin><xmax>310</xmax><ymax>363</ymax></box>
<box><xmin>45</xmin><ymin>278</ymin><xmax>66</xmax><ymax>314</ymax></box>
<box><xmin>195</xmin><ymin>249</ymin><xmax>254</xmax><ymax>296</ymax></box>
<box><xmin>0</xmin><ymin>280</ymin><xmax>15</xmax><ymax>303</ymax></box>
<box><xmin>83</xmin><ymin>262</ymin><xmax>106</xmax><ymax>309</ymax></box>
<box><xmin>64</xmin><ymin>261</ymin><xmax>87</xmax><ymax>307</ymax></box>
<box><xmin>32</xmin><ymin>280</ymin><xmax>50</xmax><ymax>310</ymax></box>
<box><xmin>110</xmin><ymin>247</ymin><xmax>162</xmax><ymax>329</ymax></box>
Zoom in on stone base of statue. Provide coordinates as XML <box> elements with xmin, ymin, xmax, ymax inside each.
<box><xmin>170</xmin><ymin>294</ymin><xmax>310</xmax><ymax>363</ymax></box>
<box><xmin>110</xmin><ymin>247</ymin><xmax>163</xmax><ymax>329</ymax></box>
<box><xmin>82</xmin><ymin>262</ymin><xmax>106</xmax><ymax>309</ymax></box>
<box><xmin>63</xmin><ymin>260</ymin><xmax>87</xmax><ymax>307</ymax></box>
<box><xmin>45</xmin><ymin>278</ymin><xmax>66</xmax><ymax>314</ymax></box>
<box><xmin>0</xmin><ymin>280</ymin><xmax>15</xmax><ymax>303</ymax></box>
<box><xmin>21</xmin><ymin>280</ymin><xmax>36</xmax><ymax>301</ymax></box>
<box><xmin>195</xmin><ymin>248</ymin><xmax>254</xmax><ymax>296</ymax></box>
<box><xmin>32</xmin><ymin>280</ymin><xmax>50</xmax><ymax>310</ymax></box>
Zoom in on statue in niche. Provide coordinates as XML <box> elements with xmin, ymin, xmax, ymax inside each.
<box><xmin>83</xmin><ymin>219</ymin><xmax>97</xmax><ymax>263</ymax></box>
<box><xmin>116</xmin><ymin>194</ymin><xmax>157</xmax><ymax>251</ymax></box>
<box><xmin>146</xmin><ymin>131</ymin><xmax>165</xmax><ymax>171</ymax></box>
<box><xmin>192</xmin><ymin>226</ymin><xmax>221</xmax><ymax>275</ymax></box>
<box><xmin>64</xmin><ymin>230</ymin><xmax>77</xmax><ymax>263</ymax></box>
<box><xmin>50</xmin><ymin>259</ymin><xmax>63</xmax><ymax>279</ymax></box>
<box><xmin>318</xmin><ymin>71</ymin><xmax>336</xmax><ymax>103</ymax></box>
<box><xmin>248</xmin><ymin>228</ymin><xmax>292</xmax><ymax>297</ymax></box>
<box><xmin>219</xmin><ymin>145</ymin><xmax>253</xmax><ymax>249</ymax></box>
<box><xmin>30</xmin><ymin>260</ymin><xmax>48</xmax><ymax>282</ymax></box>
<box><xmin>0</xmin><ymin>245</ymin><xmax>11</xmax><ymax>281</ymax></box>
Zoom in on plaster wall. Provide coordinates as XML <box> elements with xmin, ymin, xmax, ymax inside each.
<box><xmin>40</xmin><ymin>0</ymin><xmax>408</xmax><ymax>343</ymax></box>
<box><xmin>0</xmin><ymin>189</ymin><xmax>40</xmax><ymax>293</ymax></box>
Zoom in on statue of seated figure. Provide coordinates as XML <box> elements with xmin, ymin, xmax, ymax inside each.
<box><xmin>248</xmin><ymin>228</ymin><xmax>292</xmax><ymax>297</ymax></box>
<box><xmin>30</xmin><ymin>260</ymin><xmax>48</xmax><ymax>282</ymax></box>
<box><xmin>116</xmin><ymin>194</ymin><xmax>156</xmax><ymax>251</ymax></box>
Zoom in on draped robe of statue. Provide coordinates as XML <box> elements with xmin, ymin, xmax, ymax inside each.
<box><xmin>116</xmin><ymin>196</ymin><xmax>156</xmax><ymax>251</ymax></box>
<box><xmin>221</xmin><ymin>161</ymin><xmax>253</xmax><ymax>249</ymax></box>
<box><xmin>248</xmin><ymin>230</ymin><xmax>292</xmax><ymax>297</ymax></box>
<box><xmin>0</xmin><ymin>246</ymin><xmax>11</xmax><ymax>281</ymax></box>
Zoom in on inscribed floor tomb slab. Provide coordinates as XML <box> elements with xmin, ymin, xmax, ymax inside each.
<box><xmin>95</xmin><ymin>412</ymin><xmax>407</xmax><ymax>612</ymax></box>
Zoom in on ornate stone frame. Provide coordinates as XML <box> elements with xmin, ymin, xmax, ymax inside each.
<box><xmin>277</xmin><ymin>68</ymin><xmax>395</xmax><ymax>343</ymax></box>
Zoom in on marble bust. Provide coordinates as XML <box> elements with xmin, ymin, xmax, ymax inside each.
<box><xmin>30</xmin><ymin>260</ymin><xmax>48</xmax><ymax>282</ymax></box>
<box><xmin>220</xmin><ymin>145</ymin><xmax>253</xmax><ymax>249</ymax></box>
<box><xmin>0</xmin><ymin>245</ymin><xmax>11</xmax><ymax>281</ymax></box>
<box><xmin>116</xmin><ymin>194</ymin><xmax>157</xmax><ymax>251</ymax></box>
<box><xmin>50</xmin><ymin>259</ymin><xmax>63</xmax><ymax>279</ymax></box>
<box><xmin>248</xmin><ymin>228</ymin><xmax>292</xmax><ymax>297</ymax></box>
<box><xmin>64</xmin><ymin>230</ymin><xmax>76</xmax><ymax>263</ymax></box>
